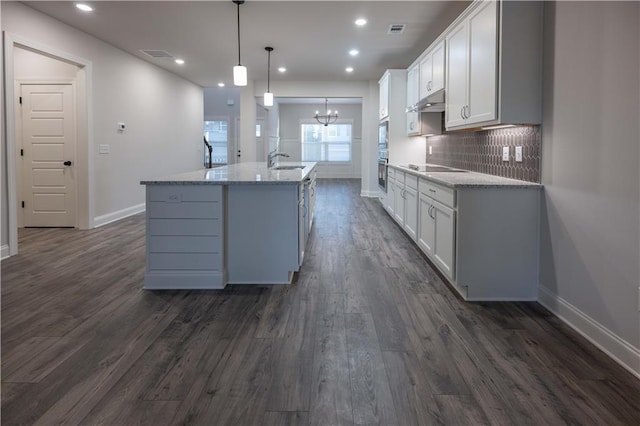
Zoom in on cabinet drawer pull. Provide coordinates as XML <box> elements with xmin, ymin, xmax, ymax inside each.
<box><xmin>428</xmin><ymin>188</ymin><xmax>436</xmax><ymax>193</ymax></box>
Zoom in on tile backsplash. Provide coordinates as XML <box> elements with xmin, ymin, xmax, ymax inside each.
<box><xmin>426</xmin><ymin>125</ymin><xmax>541</xmax><ymax>183</ymax></box>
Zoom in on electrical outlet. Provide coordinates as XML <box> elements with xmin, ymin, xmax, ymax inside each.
<box><xmin>502</xmin><ymin>146</ymin><xmax>510</xmax><ymax>161</ymax></box>
<box><xmin>99</xmin><ymin>144</ymin><xmax>110</xmax><ymax>154</ymax></box>
<box><xmin>515</xmin><ymin>146</ymin><xmax>523</xmax><ymax>162</ymax></box>
<box><xmin>429</xmin><ymin>146</ymin><xmax>433</xmax><ymax>155</ymax></box>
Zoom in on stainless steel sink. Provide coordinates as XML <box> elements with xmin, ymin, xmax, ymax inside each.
<box><xmin>271</xmin><ymin>165</ymin><xmax>305</xmax><ymax>170</ymax></box>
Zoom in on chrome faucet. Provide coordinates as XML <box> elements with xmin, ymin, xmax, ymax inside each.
<box><xmin>267</xmin><ymin>150</ymin><xmax>290</xmax><ymax>168</ymax></box>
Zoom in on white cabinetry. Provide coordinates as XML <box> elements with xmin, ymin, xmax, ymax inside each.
<box><xmin>379</xmin><ymin>72</ymin><xmax>390</xmax><ymax>121</ymax></box>
<box><xmin>403</xmin><ymin>174</ymin><xmax>418</xmax><ymax>241</ymax></box>
<box><xmin>392</xmin><ymin>173</ymin><xmax>404</xmax><ymax>224</ymax></box>
<box><xmin>383</xmin><ymin>165</ymin><xmax>540</xmax><ymax>301</ymax></box>
<box><xmin>445</xmin><ymin>0</ymin><xmax>497</xmax><ymax>128</ymax></box>
<box><xmin>445</xmin><ymin>0</ymin><xmax>543</xmax><ymax>130</ymax></box>
<box><xmin>419</xmin><ymin>40</ymin><xmax>445</xmax><ymax>100</ymax></box>
<box><xmin>145</xmin><ymin>185</ymin><xmax>226</xmax><ymax>290</ymax></box>
<box><xmin>406</xmin><ymin>64</ymin><xmax>420</xmax><ymax>135</ymax></box>
<box><xmin>418</xmin><ymin>179</ymin><xmax>456</xmax><ymax>279</ymax></box>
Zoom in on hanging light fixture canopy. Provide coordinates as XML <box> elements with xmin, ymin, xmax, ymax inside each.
<box><xmin>314</xmin><ymin>98</ymin><xmax>339</xmax><ymax>127</ymax></box>
<box><xmin>232</xmin><ymin>0</ymin><xmax>247</xmax><ymax>86</ymax></box>
<box><xmin>264</xmin><ymin>46</ymin><xmax>274</xmax><ymax>106</ymax></box>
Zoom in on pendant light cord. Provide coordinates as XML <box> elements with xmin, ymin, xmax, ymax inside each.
<box><xmin>267</xmin><ymin>50</ymin><xmax>271</xmax><ymax>92</ymax></box>
<box><xmin>236</xmin><ymin>1</ymin><xmax>241</xmax><ymax>65</ymax></box>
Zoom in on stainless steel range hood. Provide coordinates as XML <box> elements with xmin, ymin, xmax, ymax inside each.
<box><xmin>406</xmin><ymin>90</ymin><xmax>445</xmax><ymax>113</ymax></box>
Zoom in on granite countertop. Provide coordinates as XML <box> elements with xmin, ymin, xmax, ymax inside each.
<box><xmin>388</xmin><ymin>164</ymin><xmax>542</xmax><ymax>189</ymax></box>
<box><xmin>141</xmin><ymin>162</ymin><xmax>317</xmax><ymax>185</ymax></box>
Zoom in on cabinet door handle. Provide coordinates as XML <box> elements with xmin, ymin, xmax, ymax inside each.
<box><xmin>429</xmin><ymin>205</ymin><xmax>436</xmax><ymax>219</ymax></box>
<box><xmin>460</xmin><ymin>107</ymin><xmax>465</xmax><ymax>120</ymax></box>
<box><xmin>465</xmin><ymin>105</ymin><xmax>470</xmax><ymax>119</ymax></box>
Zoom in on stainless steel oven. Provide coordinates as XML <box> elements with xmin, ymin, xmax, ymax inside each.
<box><xmin>378</xmin><ymin>158</ymin><xmax>388</xmax><ymax>192</ymax></box>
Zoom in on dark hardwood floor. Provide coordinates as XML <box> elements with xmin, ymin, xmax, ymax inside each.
<box><xmin>2</xmin><ymin>179</ymin><xmax>639</xmax><ymax>425</ymax></box>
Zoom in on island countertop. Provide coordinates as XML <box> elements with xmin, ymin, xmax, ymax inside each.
<box><xmin>141</xmin><ymin>161</ymin><xmax>317</xmax><ymax>185</ymax></box>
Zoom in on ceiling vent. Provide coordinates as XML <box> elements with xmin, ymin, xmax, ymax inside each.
<box><xmin>388</xmin><ymin>24</ymin><xmax>406</xmax><ymax>35</ymax></box>
<box><xmin>140</xmin><ymin>49</ymin><xmax>174</xmax><ymax>58</ymax></box>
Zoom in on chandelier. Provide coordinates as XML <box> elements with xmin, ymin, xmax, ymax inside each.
<box><xmin>314</xmin><ymin>98</ymin><xmax>338</xmax><ymax>127</ymax></box>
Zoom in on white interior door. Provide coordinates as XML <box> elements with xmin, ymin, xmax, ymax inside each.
<box><xmin>21</xmin><ymin>84</ymin><xmax>76</xmax><ymax>227</ymax></box>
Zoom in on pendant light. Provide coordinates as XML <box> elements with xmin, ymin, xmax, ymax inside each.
<box><xmin>264</xmin><ymin>47</ymin><xmax>274</xmax><ymax>106</ymax></box>
<box><xmin>232</xmin><ymin>0</ymin><xmax>247</xmax><ymax>86</ymax></box>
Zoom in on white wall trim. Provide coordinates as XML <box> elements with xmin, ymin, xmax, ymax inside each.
<box><xmin>1</xmin><ymin>245</ymin><xmax>10</xmax><ymax>260</ymax></box>
<box><xmin>3</xmin><ymin>31</ymin><xmax>94</xmax><ymax>258</ymax></box>
<box><xmin>361</xmin><ymin>190</ymin><xmax>381</xmax><ymax>198</ymax></box>
<box><xmin>93</xmin><ymin>203</ymin><xmax>145</xmax><ymax>228</ymax></box>
<box><xmin>539</xmin><ymin>286</ymin><xmax>640</xmax><ymax>379</ymax></box>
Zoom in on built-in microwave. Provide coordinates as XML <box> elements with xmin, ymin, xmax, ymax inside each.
<box><xmin>378</xmin><ymin>120</ymin><xmax>388</xmax><ymax>150</ymax></box>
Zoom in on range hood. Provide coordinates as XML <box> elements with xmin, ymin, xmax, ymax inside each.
<box><xmin>406</xmin><ymin>90</ymin><xmax>445</xmax><ymax>113</ymax></box>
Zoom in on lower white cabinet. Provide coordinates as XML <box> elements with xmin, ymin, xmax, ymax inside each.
<box><xmin>418</xmin><ymin>183</ymin><xmax>456</xmax><ymax>280</ymax></box>
<box><xmin>403</xmin><ymin>185</ymin><xmax>418</xmax><ymax>241</ymax></box>
<box><xmin>383</xmin><ymin>165</ymin><xmax>540</xmax><ymax>301</ymax></box>
<box><xmin>393</xmin><ymin>179</ymin><xmax>405</xmax><ymax>224</ymax></box>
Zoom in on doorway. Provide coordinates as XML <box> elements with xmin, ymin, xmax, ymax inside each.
<box><xmin>4</xmin><ymin>34</ymin><xmax>92</xmax><ymax>256</ymax></box>
<box><xmin>19</xmin><ymin>83</ymin><xmax>77</xmax><ymax>227</ymax></box>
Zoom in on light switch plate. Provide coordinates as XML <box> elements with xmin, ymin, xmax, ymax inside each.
<box><xmin>429</xmin><ymin>146</ymin><xmax>432</xmax><ymax>155</ymax></box>
<box><xmin>99</xmin><ymin>144</ymin><xmax>110</xmax><ymax>154</ymax></box>
<box><xmin>502</xmin><ymin>146</ymin><xmax>510</xmax><ymax>161</ymax></box>
<box><xmin>515</xmin><ymin>146</ymin><xmax>523</xmax><ymax>162</ymax></box>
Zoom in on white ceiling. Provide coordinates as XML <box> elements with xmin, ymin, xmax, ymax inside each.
<box><xmin>22</xmin><ymin>1</ymin><xmax>470</xmax><ymax>88</ymax></box>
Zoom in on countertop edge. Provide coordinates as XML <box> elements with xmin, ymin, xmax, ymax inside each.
<box><xmin>389</xmin><ymin>164</ymin><xmax>543</xmax><ymax>189</ymax></box>
<box><xmin>140</xmin><ymin>162</ymin><xmax>317</xmax><ymax>185</ymax></box>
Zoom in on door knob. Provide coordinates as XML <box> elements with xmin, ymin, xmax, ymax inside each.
<box><xmin>64</xmin><ymin>161</ymin><xmax>72</xmax><ymax>166</ymax></box>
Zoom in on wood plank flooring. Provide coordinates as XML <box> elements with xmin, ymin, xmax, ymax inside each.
<box><xmin>2</xmin><ymin>179</ymin><xmax>639</xmax><ymax>425</ymax></box>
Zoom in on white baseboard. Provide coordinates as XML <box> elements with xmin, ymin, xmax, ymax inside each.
<box><xmin>1</xmin><ymin>244</ymin><xmax>10</xmax><ymax>260</ymax></box>
<box><xmin>94</xmin><ymin>203</ymin><xmax>146</xmax><ymax>228</ymax></box>
<box><xmin>361</xmin><ymin>190</ymin><xmax>382</xmax><ymax>198</ymax></box>
<box><xmin>538</xmin><ymin>286</ymin><xmax>640</xmax><ymax>379</ymax></box>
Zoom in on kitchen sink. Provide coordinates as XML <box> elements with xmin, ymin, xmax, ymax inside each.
<box><xmin>271</xmin><ymin>165</ymin><xmax>305</xmax><ymax>170</ymax></box>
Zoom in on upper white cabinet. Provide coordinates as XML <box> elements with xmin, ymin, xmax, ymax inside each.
<box><xmin>406</xmin><ymin>65</ymin><xmax>420</xmax><ymax>135</ymax></box>
<box><xmin>379</xmin><ymin>72</ymin><xmax>390</xmax><ymax>121</ymax></box>
<box><xmin>445</xmin><ymin>0</ymin><xmax>543</xmax><ymax>130</ymax></box>
<box><xmin>419</xmin><ymin>40</ymin><xmax>445</xmax><ymax>100</ymax></box>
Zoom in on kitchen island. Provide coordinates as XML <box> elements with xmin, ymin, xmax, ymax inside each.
<box><xmin>140</xmin><ymin>162</ymin><xmax>317</xmax><ymax>290</ymax></box>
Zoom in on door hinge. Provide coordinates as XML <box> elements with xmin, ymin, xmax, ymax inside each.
<box><xmin>19</xmin><ymin>96</ymin><xmax>22</xmax><ymax>105</ymax></box>
<box><xmin>21</xmin><ymin>201</ymin><xmax>25</xmax><ymax>208</ymax></box>
<box><xmin>20</xmin><ymin>149</ymin><xmax>24</xmax><ymax>156</ymax></box>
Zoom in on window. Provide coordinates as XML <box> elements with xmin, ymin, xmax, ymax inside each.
<box><xmin>301</xmin><ymin>122</ymin><xmax>352</xmax><ymax>162</ymax></box>
<box><xmin>204</xmin><ymin>120</ymin><xmax>228</xmax><ymax>165</ymax></box>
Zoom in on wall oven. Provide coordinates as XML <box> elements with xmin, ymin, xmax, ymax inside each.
<box><xmin>378</xmin><ymin>120</ymin><xmax>389</xmax><ymax>192</ymax></box>
<box><xmin>378</xmin><ymin>158</ymin><xmax>388</xmax><ymax>192</ymax></box>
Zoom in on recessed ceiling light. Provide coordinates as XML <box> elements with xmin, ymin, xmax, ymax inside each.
<box><xmin>346</xmin><ymin>67</ymin><xmax>354</xmax><ymax>73</ymax></box>
<box><xmin>355</xmin><ymin>18</ymin><xmax>367</xmax><ymax>26</ymax></box>
<box><xmin>218</xmin><ymin>82</ymin><xmax>225</xmax><ymax>87</ymax></box>
<box><xmin>75</xmin><ymin>3</ymin><xmax>93</xmax><ymax>12</ymax></box>
<box><xmin>278</xmin><ymin>67</ymin><xmax>287</xmax><ymax>73</ymax></box>
<box><xmin>349</xmin><ymin>49</ymin><xmax>359</xmax><ymax>56</ymax></box>
<box><xmin>174</xmin><ymin>59</ymin><xmax>185</xmax><ymax>65</ymax></box>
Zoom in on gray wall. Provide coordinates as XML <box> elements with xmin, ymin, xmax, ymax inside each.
<box><xmin>279</xmin><ymin>102</ymin><xmax>362</xmax><ymax>178</ymax></box>
<box><xmin>540</xmin><ymin>1</ymin><xmax>639</xmax><ymax>372</ymax></box>
<box><xmin>2</xmin><ymin>2</ymin><xmax>203</xmax><ymax>242</ymax></box>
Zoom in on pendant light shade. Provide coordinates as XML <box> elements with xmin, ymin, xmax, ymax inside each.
<box><xmin>264</xmin><ymin>46</ymin><xmax>274</xmax><ymax>106</ymax></box>
<box><xmin>233</xmin><ymin>65</ymin><xmax>247</xmax><ymax>86</ymax></box>
<box><xmin>264</xmin><ymin>91</ymin><xmax>274</xmax><ymax>107</ymax></box>
<box><xmin>232</xmin><ymin>0</ymin><xmax>247</xmax><ymax>86</ymax></box>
